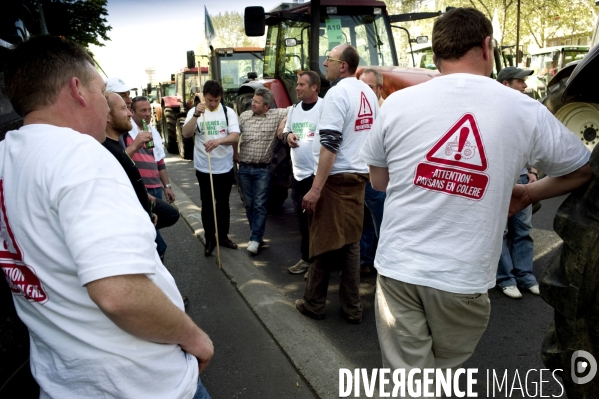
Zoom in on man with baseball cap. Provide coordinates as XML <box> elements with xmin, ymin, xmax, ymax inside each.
<box><xmin>496</xmin><ymin>66</ymin><xmax>533</xmax><ymax>94</ymax></box>
<box><xmin>496</xmin><ymin>66</ymin><xmax>540</xmax><ymax>299</ymax></box>
<box><xmin>105</xmin><ymin>77</ymin><xmax>137</xmax><ymax>108</ymax></box>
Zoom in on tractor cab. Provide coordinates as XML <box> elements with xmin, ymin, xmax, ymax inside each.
<box><xmin>245</xmin><ymin>0</ymin><xmax>403</xmax><ymax>107</ymax></box>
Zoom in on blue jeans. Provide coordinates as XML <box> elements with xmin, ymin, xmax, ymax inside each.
<box><xmin>147</xmin><ymin>187</ymin><xmax>167</xmax><ymax>257</ymax></box>
<box><xmin>496</xmin><ymin>174</ymin><xmax>536</xmax><ymax>289</ymax></box>
<box><xmin>193</xmin><ymin>377</ymin><xmax>211</xmax><ymax>399</ymax></box>
<box><xmin>360</xmin><ymin>182</ymin><xmax>386</xmax><ymax>268</ymax></box>
<box><xmin>237</xmin><ymin>163</ymin><xmax>270</xmax><ymax>242</ymax></box>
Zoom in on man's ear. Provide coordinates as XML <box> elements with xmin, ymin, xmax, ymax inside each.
<box><xmin>482</xmin><ymin>36</ymin><xmax>492</xmax><ymax>61</ymax></box>
<box><xmin>69</xmin><ymin>77</ymin><xmax>87</xmax><ymax>107</ymax></box>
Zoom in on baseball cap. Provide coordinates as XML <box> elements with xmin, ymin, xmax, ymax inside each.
<box><xmin>105</xmin><ymin>77</ymin><xmax>137</xmax><ymax>93</ymax></box>
<box><xmin>496</xmin><ymin>67</ymin><xmax>533</xmax><ymax>82</ymax></box>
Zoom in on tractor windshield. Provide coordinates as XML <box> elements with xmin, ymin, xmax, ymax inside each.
<box><xmin>266</xmin><ymin>11</ymin><xmax>395</xmax><ymax>103</ymax></box>
<box><xmin>318</xmin><ymin>14</ymin><xmax>395</xmax><ymax>74</ymax></box>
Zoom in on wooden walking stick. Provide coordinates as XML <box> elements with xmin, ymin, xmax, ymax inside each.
<box><xmin>202</xmin><ymin>109</ymin><xmax>222</xmax><ymax>269</ymax></box>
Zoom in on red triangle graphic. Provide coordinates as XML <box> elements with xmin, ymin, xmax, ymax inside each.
<box><xmin>358</xmin><ymin>92</ymin><xmax>373</xmax><ymax>117</ymax></box>
<box><xmin>425</xmin><ymin>113</ymin><xmax>488</xmax><ymax>171</ymax></box>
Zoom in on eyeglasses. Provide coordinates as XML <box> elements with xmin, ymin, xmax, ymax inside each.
<box><xmin>326</xmin><ymin>56</ymin><xmax>345</xmax><ymax>64</ymax></box>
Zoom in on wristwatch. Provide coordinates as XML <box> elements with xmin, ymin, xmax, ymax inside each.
<box><xmin>193</xmin><ymin>112</ymin><xmax>201</xmax><ymax>118</ymax></box>
<box><xmin>164</xmin><ymin>184</ymin><xmax>172</xmax><ymax>188</ymax></box>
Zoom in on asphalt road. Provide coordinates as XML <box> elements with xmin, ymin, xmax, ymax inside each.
<box><xmin>164</xmin><ymin>152</ymin><xmax>572</xmax><ymax>399</ymax></box>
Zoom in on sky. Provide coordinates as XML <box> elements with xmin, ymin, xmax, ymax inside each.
<box><xmin>89</xmin><ymin>0</ymin><xmax>285</xmax><ymax>91</ymax></box>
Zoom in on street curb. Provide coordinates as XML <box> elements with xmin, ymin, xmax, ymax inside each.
<box><xmin>170</xmin><ymin>181</ymin><xmax>357</xmax><ymax>399</ymax></box>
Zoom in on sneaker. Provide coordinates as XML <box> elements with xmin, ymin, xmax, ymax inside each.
<box><xmin>527</xmin><ymin>284</ymin><xmax>541</xmax><ymax>295</ymax></box>
<box><xmin>502</xmin><ymin>286</ymin><xmax>522</xmax><ymax>299</ymax></box>
<box><xmin>288</xmin><ymin>259</ymin><xmax>310</xmax><ymax>274</ymax></box>
<box><xmin>304</xmin><ymin>270</ymin><xmax>309</xmax><ymax>280</ymax></box>
<box><xmin>247</xmin><ymin>240</ymin><xmax>260</xmax><ymax>255</ymax></box>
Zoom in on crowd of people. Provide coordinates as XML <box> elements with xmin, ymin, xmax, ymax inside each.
<box><xmin>0</xmin><ymin>7</ymin><xmax>594</xmax><ymax>398</ymax></box>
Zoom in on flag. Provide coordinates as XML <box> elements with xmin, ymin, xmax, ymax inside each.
<box><xmin>205</xmin><ymin>6</ymin><xmax>216</xmax><ymax>45</ymax></box>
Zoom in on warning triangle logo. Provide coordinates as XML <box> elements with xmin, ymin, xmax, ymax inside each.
<box><xmin>425</xmin><ymin>113</ymin><xmax>487</xmax><ymax>171</ymax></box>
<box><xmin>358</xmin><ymin>92</ymin><xmax>373</xmax><ymax>117</ymax></box>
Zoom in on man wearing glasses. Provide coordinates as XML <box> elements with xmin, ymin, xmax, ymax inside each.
<box><xmin>296</xmin><ymin>44</ymin><xmax>379</xmax><ymax>324</ymax></box>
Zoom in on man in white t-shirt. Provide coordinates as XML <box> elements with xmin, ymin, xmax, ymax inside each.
<box><xmin>182</xmin><ymin>80</ymin><xmax>240</xmax><ymax>255</ymax></box>
<box><xmin>280</xmin><ymin>71</ymin><xmax>322</xmax><ymax>275</ymax></box>
<box><xmin>296</xmin><ymin>44</ymin><xmax>379</xmax><ymax>324</ymax></box>
<box><xmin>360</xmin><ymin>8</ymin><xmax>592</xmax><ymax>393</ymax></box>
<box><xmin>1</xmin><ymin>35</ymin><xmax>213</xmax><ymax>399</ymax></box>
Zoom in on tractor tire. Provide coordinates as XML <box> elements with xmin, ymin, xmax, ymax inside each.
<box><xmin>543</xmin><ymin>72</ymin><xmax>599</xmax><ymax>151</ymax></box>
<box><xmin>540</xmin><ymin>145</ymin><xmax>599</xmax><ymax>398</ymax></box>
<box><xmin>176</xmin><ymin>117</ymin><xmax>194</xmax><ymax>160</ymax></box>
<box><xmin>163</xmin><ymin>108</ymin><xmax>178</xmax><ymax>154</ymax></box>
<box><xmin>235</xmin><ymin>93</ymin><xmax>254</xmax><ymax>115</ymax></box>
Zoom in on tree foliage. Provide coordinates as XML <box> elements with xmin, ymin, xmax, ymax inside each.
<box><xmin>386</xmin><ymin>0</ymin><xmax>597</xmax><ymax>53</ymax></box>
<box><xmin>29</xmin><ymin>0</ymin><xmax>111</xmax><ymax>48</ymax></box>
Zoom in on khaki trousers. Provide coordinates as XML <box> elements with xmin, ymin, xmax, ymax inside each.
<box><xmin>375</xmin><ymin>275</ymin><xmax>490</xmax><ymax>397</ymax></box>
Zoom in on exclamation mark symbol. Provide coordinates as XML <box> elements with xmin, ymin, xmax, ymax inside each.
<box><xmin>454</xmin><ymin>127</ymin><xmax>469</xmax><ymax>161</ymax></box>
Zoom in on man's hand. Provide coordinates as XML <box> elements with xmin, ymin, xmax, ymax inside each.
<box><xmin>152</xmin><ymin>213</ymin><xmax>158</xmax><ymax>227</ymax></box>
<box><xmin>195</xmin><ymin>103</ymin><xmax>206</xmax><ymax>115</ymax></box>
<box><xmin>302</xmin><ymin>187</ymin><xmax>321</xmax><ymax>214</ymax></box>
<box><xmin>180</xmin><ymin>328</ymin><xmax>214</xmax><ymax>373</ymax></box>
<box><xmin>204</xmin><ymin>138</ymin><xmax>222</xmax><ymax>153</ymax></box>
<box><xmin>131</xmin><ymin>131</ymin><xmax>153</xmax><ymax>151</ymax></box>
<box><xmin>164</xmin><ymin>187</ymin><xmax>175</xmax><ymax>203</ymax></box>
<box><xmin>527</xmin><ymin>171</ymin><xmax>538</xmax><ymax>183</ymax></box>
<box><xmin>508</xmin><ymin>184</ymin><xmax>533</xmax><ymax>217</ymax></box>
<box><xmin>287</xmin><ymin>133</ymin><xmax>299</xmax><ymax>148</ymax></box>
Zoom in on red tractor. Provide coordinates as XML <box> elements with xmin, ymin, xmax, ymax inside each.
<box><xmin>159</xmin><ymin>66</ymin><xmax>208</xmax><ymax>160</ymax></box>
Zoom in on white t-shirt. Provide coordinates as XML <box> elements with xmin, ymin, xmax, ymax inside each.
<box><xmin>184</xmin><ymin>105</ymin><xmax>240</xmax><ymax>174</ymax></box>
<box><xmin>313</xmin><ymin>77</ymin><xmax>379</xmax><ymax>175</ymax></box>
<box><xmin>361</xmin><ymin>73</ymin><xmax>590</xmax><ymax>294</ymax></box>
<box><xmin>0</xmin><ymin>125</ymin><xmax>198</xmax><ymax>398</ymax></box>
<box><xmin>129</xmin><ymin>118</ymin><xmax>166</xmax><ymax>162</ymax></box>
<box><xmin>284</xmin><ymin>98</ymin><xmax>322</xmax><ymax>180</ymax></box>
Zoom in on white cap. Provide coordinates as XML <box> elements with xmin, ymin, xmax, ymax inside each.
<box><xmin>105</xmin><ymin>77</ymin><xmax>137</xmax><ymax>93</ymax></box>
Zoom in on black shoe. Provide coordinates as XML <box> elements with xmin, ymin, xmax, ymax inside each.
<box><xmin>204</xmin><ymin>240</ymin><xmax>215</xmax><ymax>256</ymax></box>
<box><xmin>220</xmin><ymin>237</ymin><xmax>238</xmax><ymax>249</ymax></box>
<box><xmin>295</xmin><ymin>299</ymin><xmax>325</xmax><ymax>320</ymax></box>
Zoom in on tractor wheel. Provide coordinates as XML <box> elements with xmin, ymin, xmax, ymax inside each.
<box><xmin>543</xmin><ymin>71</ymin><xmax>599</xmax><ymax>151</ymax></box>
<box><xmin>235</xmin><ymin>93</ymin><xmax>254</xmax><ymax>115</ymax></box>
<box><xmin>176</xmin><ymin>117</ymin><xmax>194</xmax><ymax>160</ymax></box>
<box><xmin>163</xmin><ymin>108</ymin><xmax>178</xmax><ymax>154</ymax></box>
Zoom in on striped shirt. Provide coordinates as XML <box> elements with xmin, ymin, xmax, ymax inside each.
<box><xmin>238</xmin><ymin>108</ymin><xmax>288</xmax><ymax>164</ymax></box>
<box><xmin>125</xmin><ymin>134</ymin><xmax>165</xmax><ymax>188</ymax></box>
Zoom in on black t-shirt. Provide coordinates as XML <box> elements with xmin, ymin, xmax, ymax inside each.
<box><xmin>102</xmin><ymin>137</ymin><xmax>151</xmax><ymax>217</ymax></box>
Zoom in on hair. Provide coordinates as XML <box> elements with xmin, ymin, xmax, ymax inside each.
<box><xmin>432</xmin><ymin>8</ymin><xmax>493</xmax><ymax>62</ymax></box>
<box><xmin>203</xmin><ymin>80</ymin><xmax>224</xmax><ymax>98</ymax></box>
<box><xmin>254</xmin><ymin>87</ymin><xmax>274</xmax><ymax>108</ymax></box>
<box><xmin>4</xmin><ymin>35</ymin><xmax>95</xmax><ymax>116</ymax></box>
<box><xmin>299</xmin><ymin>70</ymin><xmax>321</xmax><ymax>92</ymax></box>
<box><xmin>131</xmin><ymin>96</ymin><xmax>150</xmax><ymax>112</ymax></box>
<box><xmin>340</xmin><ymin>45</ymin><xmax>359</xmax><ymax>74</ymax></box>
<box><xmin>104</xmin><ymin>91</ymin><xmax>118</xmax><ymax>112</ymax></box>
<box><xmin>361</xmin><ymin>69</ymin><xmax>383</xmax><ymax>86</ymax></box>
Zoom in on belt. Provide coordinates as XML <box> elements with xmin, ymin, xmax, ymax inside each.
<box><xmin>240</xmin><ymin>162</ymin><xmax>269</xmax><ymax>169</ymax></box>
